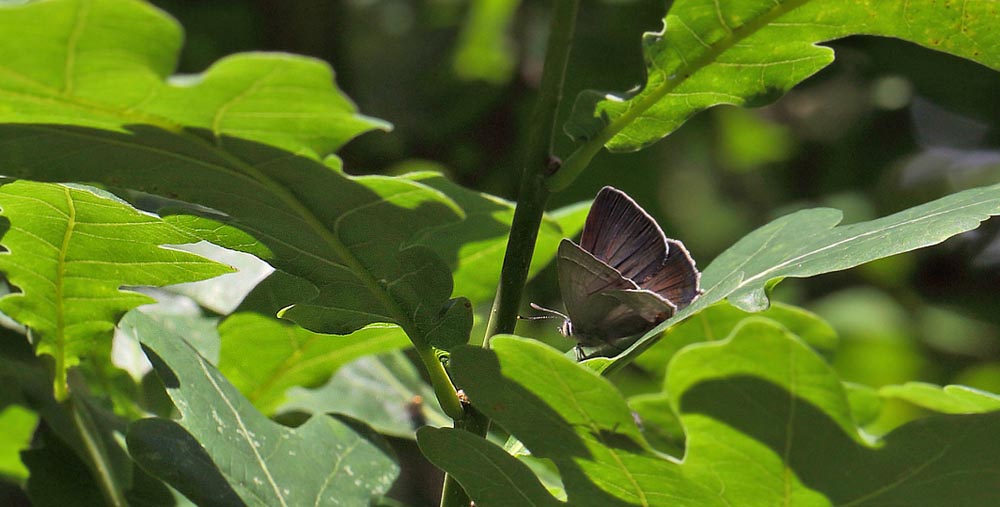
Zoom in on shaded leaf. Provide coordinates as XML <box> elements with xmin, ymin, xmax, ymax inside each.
<box><xmin>569</xmin><ymin>0</ymin><xmax>1000</xmax><ymax>151</ymax></box>
<box><xmin>281</xmin><ymin>351</ymin><xmax>450</xmax><ymax>439</ymax></box>
<box><xmin>124</xmin><ymin>310</ymin><xmax>399</xmax><ymax>507</ymax></box>
<box><xmin>217</xmin><ymin>314</ymin><xmax>411</xmax><ymax>415</ymax></box>
<box><xmin>418</xmin><ymin>427</ymin><xmax>562</xmax><ymax>507</ymax></box>
<box><xmin>422</xmin><ymin>327</ymin><xmax>1000</xmax><ymax>506</ymax></box>
<box><xmin>0</xmin><ymin>181</ymin><xmax>231</xmax><ymax>396</ymax></box>
<box><xmin>632</xmin><ymin>301</ymin><xmax>837</xmax><ymax>377</ymax></box>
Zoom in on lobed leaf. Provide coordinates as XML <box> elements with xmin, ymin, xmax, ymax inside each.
<box><xmin>0</xmin><ymin>180</ymin><xmax>231</xmax><ymax>396</ymax></box>
<box><xmin>124</xmin><ymin>310</ymin><xmax>399</xmax><ymax>507</ymax></box>
<box><xmin>568</xmin><ymin>0</ymin><xmax>1000</xmax><ymax>152</ymax></box>
<box><xmin>422</xmin><ymin>324</ymin><xmax>1000</xmax><ymax>506</ymax></box>
<box><xmin>217</xmin><ymin>314</ymin><xmax>411</xmax><ymax>416</ymax></box>
<box><xmin>281</xmin><ymin>351</ymin><xmax>451</xmax><ymax>439</ymax></box>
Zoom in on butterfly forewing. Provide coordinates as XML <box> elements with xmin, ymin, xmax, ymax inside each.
<box><xmin>579</xmin><ymin>187</ymin><xmax>667</xmax><ymax>285</ymax></box>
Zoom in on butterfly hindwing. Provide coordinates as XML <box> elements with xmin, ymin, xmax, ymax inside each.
<box><xmin>558</xmin><ymin>240</ymin><xmax>674</xmax><ymax>346</ymax></box>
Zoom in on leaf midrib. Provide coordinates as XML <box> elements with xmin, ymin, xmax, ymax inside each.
<box><xmin>597</xmin><ymin>0</ymin><xmax>812</xmax><ymax>148</ymax></box>
<box><xmin>54</xmin><ymin>185</ymin><xmax>75</xmax><ymax>398</ymax></box>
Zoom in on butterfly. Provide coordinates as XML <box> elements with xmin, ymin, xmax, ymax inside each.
<box><xmin>531</xmin><ymin>186</ymin><xmax>701</xmax><ymax>358</ymax></box>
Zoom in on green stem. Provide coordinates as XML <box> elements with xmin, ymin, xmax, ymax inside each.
<box><xmin>415</xmin><ymin>343</ymin><xmax>465</xmax><ymax>420</ymax></box>
<box><xmin>482</xmin><ymin>0</ymin><xmax>579</xmax><ymax>341</ymax></box>
<box><xmin>438</xmin><ymin>1</ymin><xmax>580</xmax><ymax>506</ymax></box>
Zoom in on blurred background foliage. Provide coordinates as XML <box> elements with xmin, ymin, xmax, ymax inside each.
<box><xmin>138</xmin><ymin>0</ymin><xmax>1000</xmax><ymax>502</ymax></box>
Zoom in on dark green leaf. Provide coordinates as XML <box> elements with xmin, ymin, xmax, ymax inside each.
<box><xmin>124</xmin><ymin>310</ymin><xmax>399</xmax><ymax>507</ymax></box>
<box><xmin>422</xmin><ymin>325</ymin><xmax>1000</xmax><ymax>506</ymax></box>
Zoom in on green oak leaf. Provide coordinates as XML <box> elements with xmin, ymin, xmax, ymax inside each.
<box><xmin>568</xmin><ymin>0</ymin><xmax>1000</xmax><ymax>152</ymax></box>
<box><xmin>280</xmin><ymin>351</ymin><xmax>451</xmax><ymax>439</ymax></box>
<box><xmin>0</xmin><ymin>0</ymin><xmax>387</xmax><ymax>158</ymax></box>
<box><xmin>124</xmin><ymin>310</ymin><xmax>399</xmax><ymax>507</ymax></box>
<box><xmin>217</xmin><ymin>314</ymin><xmax>411</xmax><ymax>416</ymax></box>
<box><xmin>420</xmin><ymin>324</ymin><xmax>1000</xmax><ymax>506</ymax></box>
<box><xmin>596</xmin><ymin>181</ymin><xmax>1000</xmax><ymax>373</ymax></box>
<box><xmin>632</xmin><ymin>300</ymin><xmax>837</xmax><ymax>378</ymax></box>
<box><xmin>0</xmin><ymin>181</ymin><xmax>231</xmax><ymax>397</ymax></box>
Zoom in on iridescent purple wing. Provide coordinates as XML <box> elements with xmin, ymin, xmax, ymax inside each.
<box><xmin>557</xmin><ymin>239</ymin><xmax>674</xmax><ymax>347</ymax></box>
<box><xmin>579</xmin><ymin>186</ymin><xmax>700</xmax><ymax>310</ymax></box>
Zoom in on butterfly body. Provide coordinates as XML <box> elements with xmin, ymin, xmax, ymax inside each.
<box><xmin>551</xmin><ymin>186</ymin><xmax>701</xmax><ymax>356</ymax></box>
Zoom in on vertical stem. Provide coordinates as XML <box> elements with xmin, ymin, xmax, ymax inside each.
<box><xmin>439</xmin><ymin>1</ymin><xmax>580</xmax><ymax>506</ymax></box>
<box><xmin>483</xmin><ymin>0</ymin><xmax>580</xmax><ymax>341</ymax></box>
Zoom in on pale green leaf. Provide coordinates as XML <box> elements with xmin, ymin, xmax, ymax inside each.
<box><xmin>632</xmin><ymin>301</ymin><xmax>837</xmax><ymax>377</ymax></box>
<box><xmin>452</xmin><ymin>0</ymin><xmax>519</xmax><ymax>84</ymax></box>
<box><xmin>0</xmin><ymin>181</ymin><xmax>231</xmax><ymax>395</ymax></box>
<box><xmin>0</xmin><ymin>404</ymin><xmax>35</xmax><ymax>480</ymax></box>
<box><xmin>0</xmin><ymin>0</ymin><xmax>474</xmax><ymax>352</ymax></box>
<box><xmin>880</xmin><ymin>382</ymin><xmax>1000</xmax><ymax>414</ymax></box>
<box><xmin>217</xmin><ymin>314</ymin><xmax>411</xmax><ymax>415</ymax></box>
<box><xmin>0</xmin><ymin>0</ymin><xmax>386</xmax><ymax>158</ymax></box>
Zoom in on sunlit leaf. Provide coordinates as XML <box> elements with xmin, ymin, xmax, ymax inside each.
<box><xmin>880</xmin><ymin>382</ymin><xmax>1000</xmax><ymax>414</ymax></box>
<box><xmin>217</xmin><ymin>314</ymin><xmax>411</xmax><ymax>415</ymax></box>
<box><xmin>0</xmin><ymin>0</ymin><xmax>476</xmax><ymax>352</ymax></box>
<box><xmin>569</xmin><ymin>0</ymin><xmax>1000</xmax><ymax>152</ymax></box>
<box><xmin>0</xmin><ymin>405</ymin><xmax>35</xmax><ymax>480</ymax></box>
<box><xmin>0</xmin><ymin>181</ymin><xmax>231</xmax><ymax>396</ymax></box>
<box><xmin>632</xmin><ymin>301</ymin><xmax>837</xmax><ymax>378</ymax></box>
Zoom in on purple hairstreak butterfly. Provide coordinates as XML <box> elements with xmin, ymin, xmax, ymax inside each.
<box><xmin>531</xmin><ymin>186</ymin><xmax>701</xmax><ymax>358</ymax></box>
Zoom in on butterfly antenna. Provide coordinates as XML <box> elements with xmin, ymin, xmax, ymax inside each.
<box><xmin>518</xmin><ymin>303</ymin><xmax>568</xmax><ymax>321</ymax></box>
